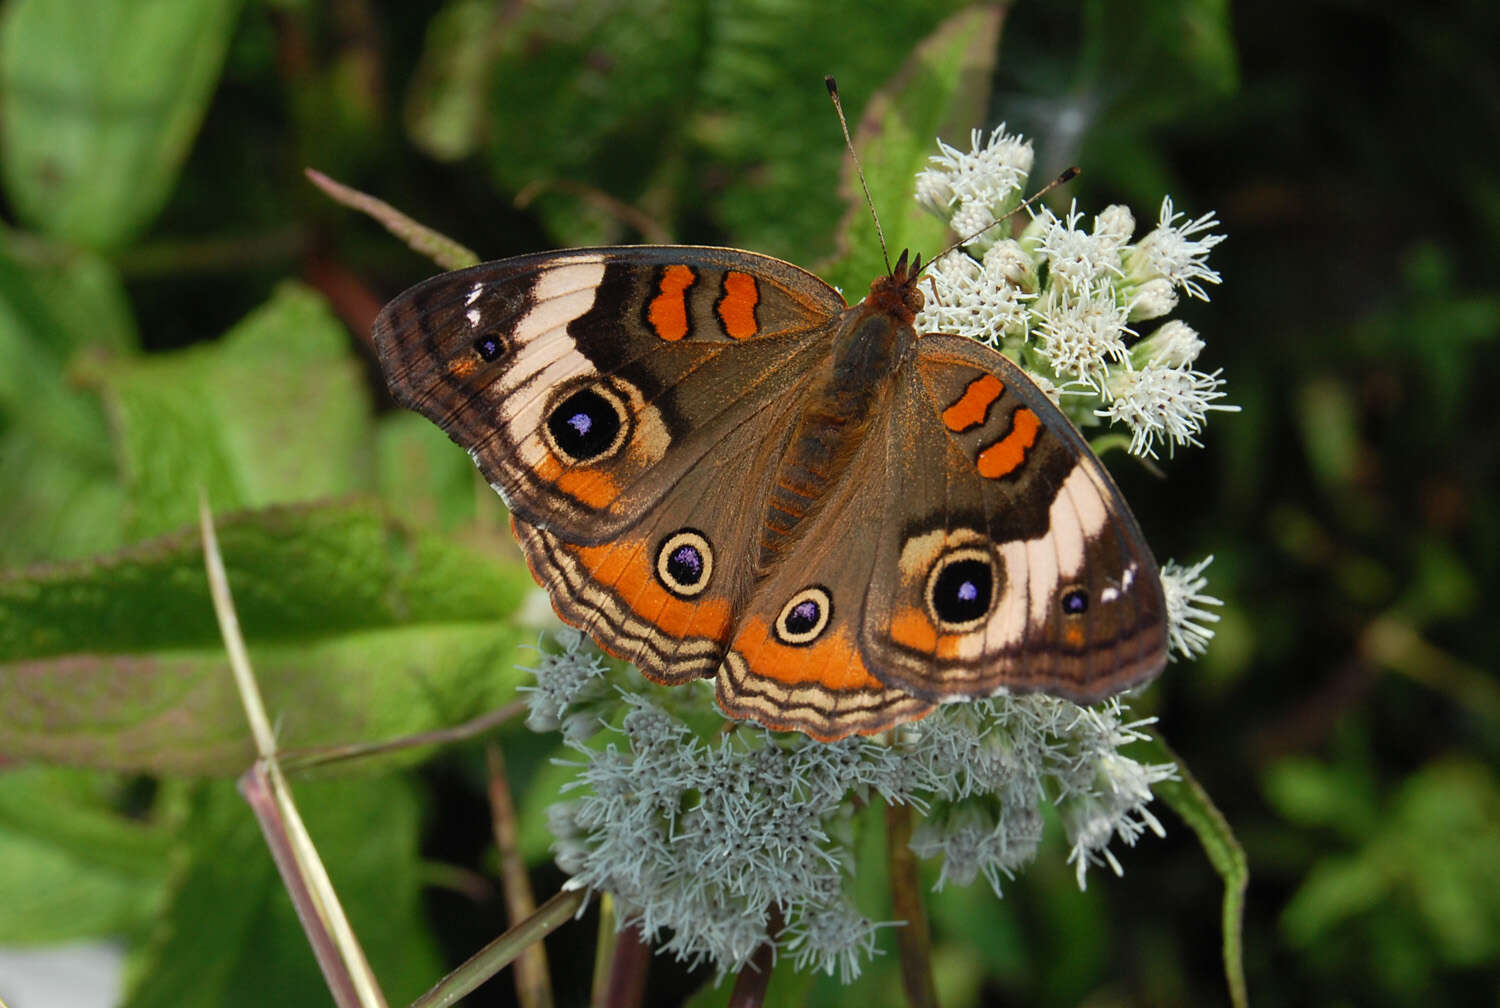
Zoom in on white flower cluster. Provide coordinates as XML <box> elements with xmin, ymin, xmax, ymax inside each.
<box><xmin>913</xmin><ymin>130</ymin><xmax>1237</xmax><ymax>459</ymax></box>
<box><xmin>531</xmin><ymin>634</ymin><xmax>1176</xmax><ymax>980</ymax></box>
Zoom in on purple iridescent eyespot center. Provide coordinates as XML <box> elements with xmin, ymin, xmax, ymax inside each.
<box><xmin>568</xmin><ymin>412</ymin><xmax>593</xmax><ymax>436</ymax></box>
<box><xmin>1062</xmin><ymin>588</ymin><xmax>1088</xmax><ymax>615</ymax></box>
<box><xmin>473</xmin><ymin>334</ymin><xmax>504</xmax><ymax>361</ymax></box>
<box><xmin>668</xmin><ymin>544</ymin><xmax>703</xmax><ymax>581</ymax></box>
<box><xmin>782</xmin><ymin>598</ymin><xmax>822</xmax><ymax>637</ymax></box>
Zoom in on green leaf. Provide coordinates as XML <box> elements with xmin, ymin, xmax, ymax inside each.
<box><xmin>123</xmin><ymin>777</ymin><xmax>441</xmax><ymax>1008</ymax></box>
<box><xmin>820</xmin><ymin>4</ymin><xmax>1007</xmax><ymax>295</ymax></box>
<box><xmin>1281</xmin><ymin>758</ymin><xmax>1500</xmax><ymax>972</ymax></box>
<box><xmin>0</xmin><ymin>767</ymin><xmax>170</xmax><ymax>942</ymax></box>
<box><xmin>0</xmin><ymin>501</ymin><xmax>534</xmax><ymax>775</ymax></box>
<box><xmin>376</xmin><ymin>411</ymin><xmax>505</xmax><ymax>534</ymax></box>
<box><xmin>85</xmin><ymin>282</ymin><xmax>372</xmax><ymax>541</ymax></box>
<box><xmin>1139</xmin><ymin>734</ymin><xmax>1249</xmax><ymax>1008</ymax></box>
<box><xmin>0</xmin><ymin>0</ymin><xmax>243</xmax><ymax>249</ymax></box>
<box><xmin>0</xmin><ymin>234</ymin><xmax>137</xmax><ymax>563</ymax></box>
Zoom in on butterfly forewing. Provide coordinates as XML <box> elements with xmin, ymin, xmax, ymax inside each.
<box><xmin>858</xmin><ymin>336</ymin><xmax>1167</xmax><ymax>704</ymax></box>
<box><xmin>372</xmin><ymin>247</ymin><xmax>846</xmax><ymax>544</ymax></box>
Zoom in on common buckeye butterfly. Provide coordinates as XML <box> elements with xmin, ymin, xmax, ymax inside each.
<box><xmin>372</xmin><ymin>244</ymin><xmax>1167</xmax><ymax>741</ymax></box>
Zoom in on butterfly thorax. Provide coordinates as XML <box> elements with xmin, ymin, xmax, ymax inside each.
<box><xmin>755</xmin><ymin>267</ymin><xmax>923</xmax><ymax>574</ymax></box>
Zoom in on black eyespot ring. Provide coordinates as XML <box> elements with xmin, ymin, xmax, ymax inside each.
<box><xmin>655</xmin><ymin>529</ymin><xmax>713</xmax><ymax>598</ymax></box>
<box><xmin>775</xmin><ymin>586</ymin><xmax>832</xmax><ymax>645</ymax></box>
<box><xmin>543</xmin><ymin>382</ymin><xmax>629</xmax><ymax>464</ymax></box>
<box><xmin>1060</xmin><ymin>586</ymin><xmax>1089</xmax><ymax>616</ymax></box>
<box><xmin>472</xmin><ymin>331</ymin><xmax>508</xmax><ymax>362</ymax></box>
<box><xmin>927</xmin><ymin>547</ymin><xmax>996</xmax><ymax>632</ymax></box>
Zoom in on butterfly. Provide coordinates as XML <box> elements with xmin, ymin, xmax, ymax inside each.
<box><xmin>372</xmin><ymin>244</ymin><xmax>1167</xmax><ymax>741</ymax></box>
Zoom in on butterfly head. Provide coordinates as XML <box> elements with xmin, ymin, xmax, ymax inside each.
<box><xmin>865</xmin><ymin>249</ymin><xmax>926</xmax><ymax>324</ymax></box>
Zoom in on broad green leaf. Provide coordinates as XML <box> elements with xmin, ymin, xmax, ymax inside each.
<box><xmin>123</xmin><ymin>777</ymin><xmax>440</xmax><ymax>1008</ymax></box>
<box><xmin>85</xmin><ymin>282</ymin><xmax>372</xmax><ymax>541</ymax></box>
<box><xmin>376</xmin><ymin>410</ymin><xmax>505</xmax><ymax>534</ymax></box>
<box><xmin>0</xmin><ymin>0</ymin><xmax>243</xmax><ymax>249</ymax></box>
<box><xmin>0</xmin><ymin>767</ymin><xmax>170</xmax><ymax>942</ymax></box>
<box><xmin>820</xmin><ymin>4</ymin><xmax>1006</xmax><ymax>294</ymax></box>
<box><xmin>1282</xmin><ymin>759</ymin><xmax>1500</xmax><ymax>971</ymax></box>
<box><xmin>0</xmin><ymin>501</ymin><xmax>533</xmax><ymax>775</ymax></box>
<box><xmin>0</xmin><ymin>235</ymin><xmax>137</xmax><ymax>563</ymax></box>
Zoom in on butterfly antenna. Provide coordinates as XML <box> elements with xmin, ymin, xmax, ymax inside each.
<box><xmin>826</xmin><ymin>75</ymin><xmax>892</xmax><ymax>276</ymax></box>
<box><xmin>918</xmin><ymin>165</ymin><xmax>1081</xmax><ymax>278</ymax></box>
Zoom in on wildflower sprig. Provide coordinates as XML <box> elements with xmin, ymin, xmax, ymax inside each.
<box><xmin>913</xmin><ymin>126</ymin><xmax>1237</xmax><ymax>459</ymax></box>
<box><xmin>518</xmin><ymin>128</ymin><xmax>1234</xmax><ymax>984</ymax></box>
<box><xmin>526</xmin><ymin>631</ymin><xmax>1183</xmax><ymax>980</ymax></box>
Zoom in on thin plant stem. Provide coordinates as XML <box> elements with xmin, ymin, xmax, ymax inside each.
<box><xmin>488</xmin><ymin>742</ymin><xmax>553</xmax><ymax>1008</ymax></box>
<box><xmin>885</xmin><ymin>801</ymin><xmax>938</xmax><ymax>1008</ymax></box>
<box><xmin>410</xmin><ymin>888</ymin><xmax>587</xmax><ymax>1008</ymax></box>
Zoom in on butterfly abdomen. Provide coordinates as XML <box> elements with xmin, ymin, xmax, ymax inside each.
<box><xmin>755</xmin><ymin>292</ymin><xmax>915</xmax><ymax>573</ymax></box>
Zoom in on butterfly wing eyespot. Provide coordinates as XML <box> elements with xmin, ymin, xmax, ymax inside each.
<box><xmin>774</xmin><ymin>586</ymin><xmax>833</xmax><ymax>645</ymax></box>
<box><xmin>473</xmin><ymin>331</ymin><xmax>510</xmax><ymax>362</ymax></box>
<box><xmin>654</xmin><ymin>529</ymin><xmax>714</xmax><ymax>598</ymax></box>
<box><xmin>926</xmin><ymin>546</ymin><xmax>997</xmax><ymax>633</ymax></box>
<box><xmin>856</xmin><ymin>335</ymin><xmax>1169</xmax><ymax>705</ymax></box>
<box><xmin>1060</xmin><ymin>586</ymin><xmax>1089</xmax><ymax>615</ymax></box>
<box><xmin>543</xmin><ymin>382</ymin><xmax>631</xmax><ymax>465</ymax></box>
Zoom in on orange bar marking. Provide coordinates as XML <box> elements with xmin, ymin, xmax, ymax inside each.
<box><xmin>574</xmin><ymin>538</ymin><xmax>733</xmax><ymax>642</ymax></box>
<box><xmin>942</xmin><ymin>374</ymin><xmax>1004</xmax><ymax>432</ymax></box>
<box><xmin>717</xmin><ymin>271</ymin><xmax>760</xmax><ymax>339</ymax></box>
<box><xmin>647</xmin><ymin>264</ymin><xmax>695</xmax><ymax>341</ymax></box>
<box><xmin>977</xmin><ymin>406</ymin><xmax>1042</xmax><ymax>479</ymax></box>
<box><xmin>889</xmin><ymin>607</ymin><xmax>938</xmax><ymax>653</ymax></box>
<box><xmin>538</xmin><ymin>453</ymin><xmax>621</xmax><ymax>509</ymax></box>
<box><xmin>732</xmin><ymin>616</ymin><xmax>886</xmax><ymax>691</ymax></box>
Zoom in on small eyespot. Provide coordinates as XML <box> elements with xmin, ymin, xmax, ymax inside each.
<box><xmin>775</xmin><ymin>586</ymin><xmax>832</xmax><ymax>645</ymax></box>
<box><xmin>927</xmin><ymin>548</ymin><xmax>995</xmax><ymax>632</ymax></box>
<box><xmin>472</xmin><ymin>332</ymin><xmax>508</xmax><ymax>362</ymax></box>
<box><xmin>545</xmin><ymin>384</ymin><xmax>627</xmax><ymax>463</ymax></box>
<box><xmin>655</xmin><ymin>529</ymin><xmax>713</xmax><ymax>598</ymax></box>
<box><xmin>1060</xmin><ymin>587</ymin><xmax>1089</xmax><ymax>616</ymax></box>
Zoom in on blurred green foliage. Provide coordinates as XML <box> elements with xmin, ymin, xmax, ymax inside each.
<box><xmin>1</xmin><ymin>0</ymin><xmax>1497</xmax><ymax>1006</ymax></box>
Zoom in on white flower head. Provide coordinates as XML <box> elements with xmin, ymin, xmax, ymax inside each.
<box><xmin>1133</xmin><ymin>318</ymin><xmax>1205</xmax><ymax>368</ymax></box>
<box><xmin>915</xmin><ymin>125</ymin><xmax>1034</xmax><ymax>248</ymax></box>
<box><xmin>1126</xmin><ymin>196</ymin><xmax>1225</xmax><ymax>300</ymax></box>
<box><xmin>1161</xmin><ymin>555</ymin><xmax>1225</xmax><ymax>659</ymax></box>
<box><xmin>1128</xmin><ymin>277</ymin><xmax>1179</xmax><ymax>322</ymax></box>
<box><xmin>1034</xmin><ymin>201</ymin><xmax>1127</xmax><ymax>293</ymax></box>
<box><xmin>1099</xmin><ymin>360</ymin><xmax>1238</xmax><ymax>458</ymax></box>
<box><xmin>529</xmin><ymin>643</ymin><xmax>1174</xmax><ymax>978</ymax></box>
<box><xmin>1093</xmin><ymin>204</ymin><xmax>1136</xmax><ymax>251</ymax></box>
<box><xmin>915</xmin><ymin>247</ymin><xmax>1035</xmax><ymax>347</ymax></box>
<box><xmin>1032</xmin><ymin>282</ymin><xmax>1132</xmax><ymax>388</ymax></box>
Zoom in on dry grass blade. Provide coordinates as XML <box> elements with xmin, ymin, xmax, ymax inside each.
<box><xmin>199</xmin><ymin>494</ymin><xmax>388</xmax><ymax>1008</ymax></box>
<box><xmin>305</xmin><ymin>167</ymin><xmax>480</xmax><ymax>271</ymax></box>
